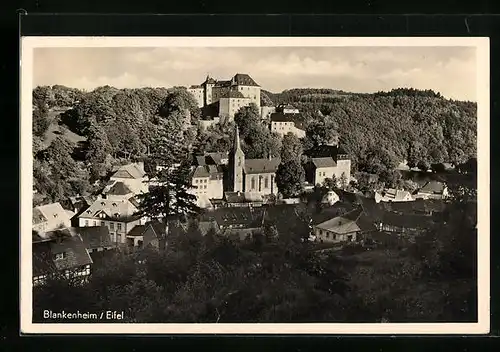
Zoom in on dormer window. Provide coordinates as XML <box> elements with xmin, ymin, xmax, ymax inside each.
<box><xmin>112</xmin><ymin>203</ymin><xmax>117</xmax><ymax>207</ymax></box>
<box><xmin>53</xmin><ymin>214</ymin><xmax>58</xmax><ymax>218</ymax></box>
<box><xmin>114</xmin><ymin>213</ymin><xmax>120</xmax><ymax>218</ymax></box>
<box><xmin>101</xmin><ymin>202</ymin><xmax>105</xmax><ymax>206</ymax></box>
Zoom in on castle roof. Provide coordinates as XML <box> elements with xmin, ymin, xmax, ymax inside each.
<box><xmin>232</xmin><ymin>73</ymin><xmax>260</xmax><ymax>87</ymax></box>
<box><xmin>311</xmin><ymin>157</ymin><xmax>337</xmax><ymax>168</ymax></box>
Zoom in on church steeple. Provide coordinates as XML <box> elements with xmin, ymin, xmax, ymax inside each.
<box><xmin>229</xmin><ymin>124</ymin><xmax>245</xmax><ymax>192</ymax></box>
<box><xmin>233</xmin><ymin>125</ymin><xmax>242</xmax><ymax>153</ymax></box>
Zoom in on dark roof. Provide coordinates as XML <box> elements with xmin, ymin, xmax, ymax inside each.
<box><xmin>419</xmin><ymin>181</ymin><xmax>446</xmax><ymax>194</ymax></box>
<box><xmin>380</xmin><ymin>212</ymin><xmax>436</xmax><ymax>230</ymax></box>
<box><xmin>77</xmin><ymin>226</ymin><xmax>113</xmax><ymax>249</ymax></box>
<box><xmin>269</xmin><ymin>113</ymin><xmax>305</xmax><ymax>129</ymax></box>
<box><xmin>382</xmin><ymin>199</ymin><xmax>445</xmax><ymax>215</ymax></box>
<box><xmin>305</xmin><ymin>145</ymin><xmax>348</xmax><ymax>159</ymax></box>
<box><xmin>33</xmin><ymin>234</ymin><xmax>93</xmax><ymax>276</ymax></box>
<box><xmin>311</xmin><ymin>157</ymin><xmax>337</xmax><ymax>168</ymax></box>
<box><xmin>206</xmin><ymin>207</ymin><xmax>265</xmax><ymax>229</ymax></box>
<box><xmin>204</xmin><ymin>77</ymin><xmax>217</xmax><ymax>85</ymax></box>
<box><xmin>192</xmin><ymin>165</ymin><xmax>223</xmax><ymax>178</ymax></box>
<box><xmin>232</xmin><ymin>73</ymin><xmax>260</xmax><ymax>87</ymax></box>
<box><xmin>107</xmin><ymin>182</ymin><xmax>132</xmax><ymax>196</ymax></box>
<box><xmin>206</xmin><ymin>152</ymin><xmax>228</xmax><ymax>165</ymax></box>
<box><xmin>126</xmin><ymin>224</ymin><xmax>147</xmax><ymax>237</ymax></box>
<box><xmin>310</xmin><ymin>202</ymin><xmax>357</xmax><ymax>225</ymax></box>
<box><xmin>33</xmin><ymin>241</ymin><xmax>55</xmax><ymax>276</ymax></box>
<box><xmin>244</xmin><ymin>158</ymin><xmax>281</xmax><ymax>174</ymax></box>
<box><xmin>214</xmin><ymin>80</ymin><xmax>231</xmax><ymax>87</ymax></box>
<box><xmin>33</xmin><ymin>208</ymin><xmax>47</xmax><ymax>225</ymax></box>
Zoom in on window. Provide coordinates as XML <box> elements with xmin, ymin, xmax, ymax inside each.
<box><xmin>117</xmin><ymin>234</ymin><xmax>122</xmax><ymax>243</ymax></box>
<box><xmin>110</xmin><ymin>223</ymin><xmax>114</xmax><ymax>230</ymax></box>
<box><xmin>195</xmin><ymin>179</ymin><xmax>198</xmax><ymax>183</ymax></box>
<box><xmin>54</xmin><ymin>252</ymin><xmax>66</xmax><ymax>260</ymax></box>
<box><xmin>251</xmin><ymin>177</ymin><xmax>256</xmax><ymax>190</ymax></box>
<box><xmin>84</xmin><ymin>220</ymin><xmax>89</xmax><ymax>226</ymax></box>
<box><xmin>117</xmin><ymin>223</ymin><xmax>122</xmax><ymax>231</ymax></box>
<box><xmin>101</xmin><ymin>221</ymin><xmax>105</xmax><ymax>226</ymax></box>
<box><xmin>264</xmin><ymin>177</ymin><xmax>269</xmax><ymax>189</ymax></box>
<box><xmin>93</xmin><ymin>221</ymin><xmax>97</xmax><ymax>226</ymax></box>
<box><xmin>326</xmin><ymin>232</ymin><xmax>330</xmax><ymax>238</ymax></box>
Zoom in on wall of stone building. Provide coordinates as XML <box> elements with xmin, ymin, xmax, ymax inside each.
<box><xmin>209</xmin><ymin>179</ymin><xmax>224</xmax><ymax>199</ymax></box>
<box><xmin>314</xmin><ymin>166</ymin><xmax>337</xmax><ymax>186</ymax></box>
<box><xmin>205</xmin><ymin>84</ymin><xmax>214</xmax><ymax>105</ymax></box>
<box><xmin>314</xmin><ymin>227</ymin><xmax>357</xmax><ymax>243</ymax></box>
<box><xmin>244</xmin><ymin>172</ymin><xmax>277</xmax><ymax>195</ymax></box>
<box><xmin>333</xmin><ymin>159</ymin><xmax>352</xmax><ymax>185</ymax></box>
<box><xmin>237</xmin><ymin>86</ymin><xmax>261</xmax><ymax>108</ymax></box>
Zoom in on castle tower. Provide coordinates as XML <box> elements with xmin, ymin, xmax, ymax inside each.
<box><xmin>228</xmin><ymin>125</ymin><xmax>245</xmax><ymax>192</ymax></box>
<box><xmin>203</xmin><ymin>74</ymin><xmax>215</xmax><ymax>106</ymax></box>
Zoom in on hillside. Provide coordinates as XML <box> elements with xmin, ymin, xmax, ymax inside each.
<box><xmin>262</xmin><ymin>88</ymin><xmax>476</xmax><ymax>174</ymax></box>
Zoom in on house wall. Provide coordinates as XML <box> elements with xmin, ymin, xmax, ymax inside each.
<box><xmin>244</xmin><ymin>172</ymin><xmax>277</xmax><ymax>195</ymax></box>
<box><xmin>78</xmin><ymin>217</ymin><xmax>146</xmax><ymax>244</ymax></box>
<box><xmin>313</xmin><ymin>227</ymin><xmax>358</xmax><ymax>243</ymax></box>
<box><xmin>187</xmin><ymin>87</ymin><xmax>205</xmax><ymax>108</ymax></box>
<box><xmin>260</xmin><ymin>106</ymin><xmax>275</xmax><ymax>119</ymax></box>
<box><xmin>314</xmin><ymin>166</ymin><xmax>337</xmax><ymax>186</ymax></box>
<box><xmin>334</xmin><ymin>159</ymin><xmax>352</xmax><ymax>185</ymax></box>
<box><xmin>237</xmin><ymin>85</ymin><xmax>261</xmax><ymax>108</ymax></box>
<box><xmin>219</xmin><ymin>97</ymin><xmax>252</xmax><ymax>121</ymax></box>
<box><xmin>191</xmin><ymin>176</ymin><xmax>223</xmax><ymax>200</ymax></box>
<box><xmin>271</xmin><ymin>121</ymin><xmax>296</xmax><ymax>136</ymax></box>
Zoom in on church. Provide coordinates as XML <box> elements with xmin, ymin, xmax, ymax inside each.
<box><xmin>227</xmin><ymin>126</ymin><xmax>280</xmax><ymax>196</ymax></box>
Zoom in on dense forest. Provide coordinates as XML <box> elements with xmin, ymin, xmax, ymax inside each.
<box><xmin>263</xmin><ymin>88</ymin><xmax>476</xmax><ymax>175</ymax></box>
<box><xmin>33</xmin><ymin>85</ymin><xmax>477</xmax><ymax>205</ymax></box>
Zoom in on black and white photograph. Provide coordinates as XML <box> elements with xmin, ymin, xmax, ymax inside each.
<box><xmin>21</xmin><ymin>37</ymin><xmax>489</xmax><ymax>334</ymax></box>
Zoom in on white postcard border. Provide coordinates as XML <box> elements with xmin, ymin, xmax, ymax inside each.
<box><xmin>20</xmin><ymin>36</ymin><xmax>490</xmax><ymax>335</ymax></box>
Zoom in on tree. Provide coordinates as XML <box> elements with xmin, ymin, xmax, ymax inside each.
<box><xmin>339</xmin><ymin>172</ymin><xmax>348</xmax><ymax>190</ymax></box>
<box><xmin>305</xmin><ymin>118</ymin><xmax>339</xmax><ymax>147</ymax></box>
<box><xmin>322</xmin><ymin>176</ymin><xmax>338</xmax><ymax>190</ymax></box>
<box><xmin>275</xmin><ymin>160</ymin><xmax>305</xmax><ymax>198</ymax></box>
<box><xmin>33</xmin><ymin>106</ymin><xmax>51</xmax><ymax>137</ymax></box>
<box><xmin>136</xmin><ymin>134</ymin><xmax>201</xmax><ymax>250</ymax></box>
<box><xmin>281</xmin><ymin>132</ymin><xmax>303</xmax><ymax>163</ymax></box>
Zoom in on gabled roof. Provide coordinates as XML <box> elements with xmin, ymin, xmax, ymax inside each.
<box><xmin>419</xmin><ymin>181</ymin><xmax>447</xmax><ymax>194</ymax></box>
<box><xmin>191</xmin><ymin>165</ymin><xmax>224</xmax><ymax>179</ymax></box>
<box><xmin>206</xmin><ymin>152</ymin><xmax>229</xmax><ymax>165</ymax></box>
<box><xmin>205</xmin><ymin>207</ymin><xmax>265</xmax><ymax>229</ymax></box>
<box><xmin>33</xmin><ymin>208</ymin><xmax>47</xmax><ymax>225</ymax></box>
<box><xmin>111</xmin><ymin>163</ymin><xmax>145</xmax><ymax>180</ymax></box>
<box><xmin>232</xmin><ymin>73</ymin><xmax>260</xmax><ymax>87</ymax></box>
<box><xmin>380</xmin><ymin>212</ymin><xmax>436</xmax><ymax>230</ymax></box>
<box><xmin>378</xmin><ymin>189</ymin><xmax>412</xmax><ymax>201</ymax></box>
<box><xmin>244</xmin><ymin>157</ymin><xmax>281</xmax><ymax>174</ymax></box>
<box><xmin>126</xmin><ymin>224</ymin><xmax>147</xmax><ymax>237</ymax></box>
<box><xmin>77</xmin><ymin>226</ymin><xmax>113</xmax><ymax>249</ymax></box>
<box><xmin>311</xmin><ymin>157</ymin><xmax>337</xmax><ymax>168</ymax></box>
<box><xmin>315</xmin><ymin>208</ymin><xmax>373</xmax><ymax>234</ymax></box>
<box><xmin>33</xmin><ymin>233</ymin><xmax>93</xmax><ymax>276</ymax></box>
<box><xmin>78</xmin><ymin>198</ymin><xmax>141</xmax><ymax>222</ymax></box>
<box><xmin>107</xmin><ymin>182</ymin><xmax>133</xmax><ymax>196</ymax></box>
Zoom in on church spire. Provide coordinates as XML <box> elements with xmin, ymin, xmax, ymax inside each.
<box><xmin>233</xmin><ymin>125</ymin><xmax>242</xmax><ymax>153</ymax></box>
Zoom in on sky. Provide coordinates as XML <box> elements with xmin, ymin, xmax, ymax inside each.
<box><xmin>33</xmin><ymin>46</ymin><xmax>477</xmax><ymax>101</ymax></box>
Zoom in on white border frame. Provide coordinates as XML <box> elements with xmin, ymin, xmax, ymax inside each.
<box><xmin>20</xmin><ymin>36</ymin><xmax>490</xmax><ymax>335</ymax></box>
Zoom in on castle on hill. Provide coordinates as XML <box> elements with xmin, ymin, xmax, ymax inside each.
<box><xmin>188</xmin><ymin>73</ymin><xmax>262</xmax><ymax>122</ymax></box>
